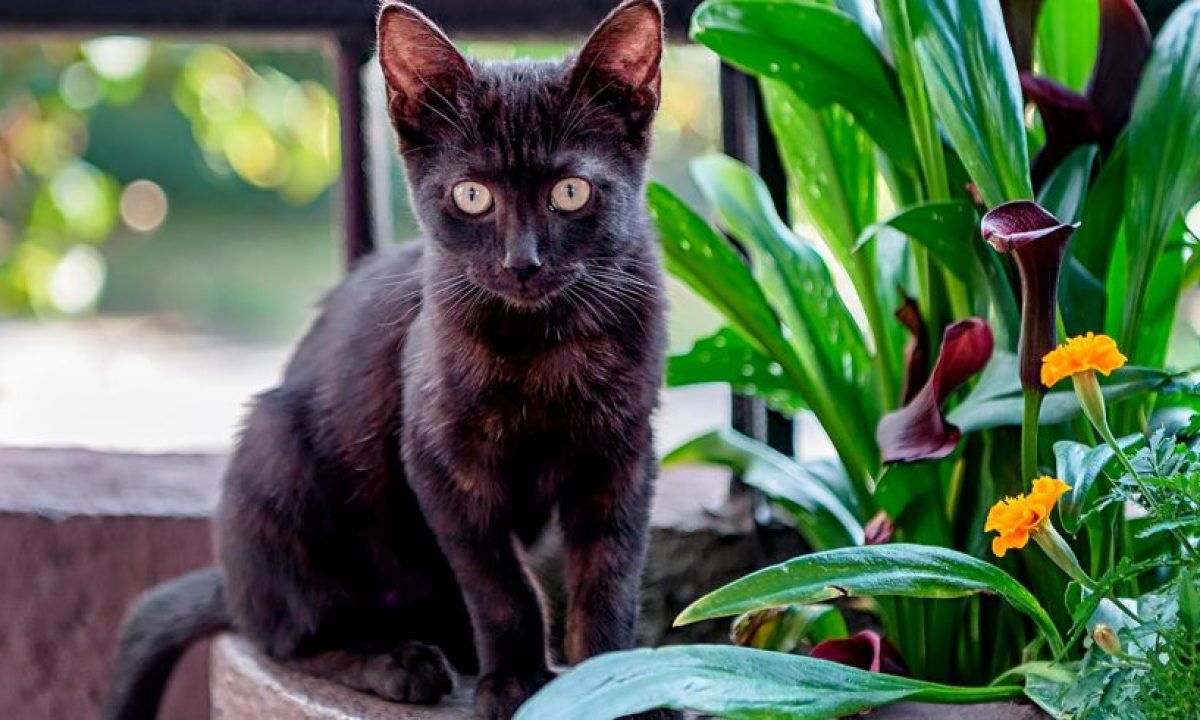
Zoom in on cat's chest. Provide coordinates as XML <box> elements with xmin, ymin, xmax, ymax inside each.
<box><xmin>464</xmin><ymin>341</ymin><xmax>637</xmax><ymax>442</ymax></box>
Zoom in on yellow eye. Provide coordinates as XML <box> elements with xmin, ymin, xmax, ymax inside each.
<box><xmin>550</xmin><ymin>177</ymin><xmax>591</xmax><ymax>213</ymax></box>
<box><xmin>451</xmin><ymin>181</ymin><xmax>493</xmax><ymax>215</ymax></box>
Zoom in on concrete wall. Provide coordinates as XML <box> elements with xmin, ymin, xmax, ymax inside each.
<box><xmin>0</xmin><ymin>448</ymin><xmax>223</xmax><ymax>720</ymax></box>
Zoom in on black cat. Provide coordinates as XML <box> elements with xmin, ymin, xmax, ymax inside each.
<box><xmin>101</xmin><ymin>1</ymin><xmax>667</xmax><ymax>719</ymax></box>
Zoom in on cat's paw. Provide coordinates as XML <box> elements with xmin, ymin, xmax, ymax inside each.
<box><xmin>364</xmin><ymin>641</ymin><xmax>456</xmax><ymax>704</ymax></box>
<box><xmin>474</xmin><ymin>666</ymin><xmax>556</xmax><ymax>720</ymax></box>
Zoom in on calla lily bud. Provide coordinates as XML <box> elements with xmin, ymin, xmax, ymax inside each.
<box><xmin>981</xmin><ymin>201</ymin><xmax>1077</xmax><ymax>393</ymax></box>
<box><xmin>876</xmin><ymin>319</ymin><xmax>994</xmax><ymax>463</ymax></box>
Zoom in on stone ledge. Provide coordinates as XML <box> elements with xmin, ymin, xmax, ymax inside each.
<box><xmin>1</xmin><ymin>446</ymin><xmax>792</xmax><ymax>720</ymax></box>
<box><xmin>213</xmin><ymin>633</ymin><xmax>1045</xmax><ymax>720</ymax></box>
<box><xmin>0</xmin><ymin>446</ymin><xmax>223</xmax><ymax>517</ymax></box>
<box><xmin>212</xmin><ymin>635</ymin><xmax>475</xmax><ymax>719</ymax></box>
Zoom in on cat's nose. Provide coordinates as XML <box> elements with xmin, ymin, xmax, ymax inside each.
<box><xmin>504</xmin><ymin>257</ymin><xmax>542</xmax><ymax>283</ymax></box>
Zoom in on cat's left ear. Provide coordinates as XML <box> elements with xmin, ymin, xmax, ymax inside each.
<box><xmin>568</xmin><ymin>0</ymin><xmax>664</xmax><ymax>127</ymax></box>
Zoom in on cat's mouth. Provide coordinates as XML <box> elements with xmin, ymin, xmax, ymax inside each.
<box><xmin>467</xmin><ymin>262</ymin><xmax>586</xmax><ymax>309</ymax></box>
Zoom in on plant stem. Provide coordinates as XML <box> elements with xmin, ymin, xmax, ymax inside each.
<box><xmin>916</xmin><ymin>683</ymin><xmax>1025</xmax><ymax>704</ymax></box>
<box><xmin>1021</xmin><ymin>391</ymin><xmax>1043</xmax><ymax>481</ymax></box>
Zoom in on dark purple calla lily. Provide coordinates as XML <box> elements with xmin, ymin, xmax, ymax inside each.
<box><xmin>1000</xmin><ymin>0</ymin><xmax>1045</xmax><ymax>72</ymax></box>
<box><xmin>982</xmin><ymin>201</ymin><xmax>1076</xmax><ymax>392</ymax></box>
<box><xmin>1023</xmin><ymin>0</ymin><xmax>1150</xmax><ymax>185</ymax></box>
<box><xmin>810</xmin><ymin>630</ymin><xmax>909</xmax><ymax>676</ymax></box>
<box><xmin>877</xmin><ymin>318</ymin><xmax>995</xmax><ymax>463</ymax></box>
<box><xmin>896</xmin><ymin>293</ymin><xmax>929</xmax><ymax>406</ymax></box>
<box><xmin>1022</xmin><ymin>73</ymin><xmax>1102</xmax><ymax>185</ymax></box>
<box><xmin>864</xmin><ymin>512</ymin><xmax>896</xmax><ymax>546</ymax></box>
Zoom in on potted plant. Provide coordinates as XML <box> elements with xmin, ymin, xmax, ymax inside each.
<box><xmin>516</xmin><ymin>0</ymin><xmax>1200</xmax><ymax>716</ymax></box>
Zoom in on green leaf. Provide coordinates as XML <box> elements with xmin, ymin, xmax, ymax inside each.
<box><xmin>1021</xmin><ymin>661</ymin><xmax>1083</xmax><ymax>718</ymax></box>
<box><xmin>1121</xmin><ymin>0</ymin><xmax>1200</xmax><ymax>362</ymax></box>
<box><xmin>907</xmin><ymin>0</ymin><xmax>1034</xmax><ymax>205</ymax></box>
<box><xmin>1039</xmin><ymin>143</ymin><xmax>1105</xmax><ymax>336</ymax></box>
<box><xmin>667</xmin><ymin>327</ymin><xmax>806</xmax><ymax>415</ymax></box>
<box><xmin>664</xmin><ymin>428</ymin><xmax>864</xmax><ymax>548</ymax></box>
<box><xmin>689</xmin><ymin>154</ymin><xmax>880</xmax><ymax>477</ymax></box>
<box><xmin>674</xmin><ymin>543</ymin><xmax>1064</xmax><ymax>653</ymax></box>
<box><xmin>646</xmin><ymin>182</ymin><xmax>794</xmax><ymax>366</ymax></box>
<box><xmin>760</xmin><ymin>81</ymin><xmax>901</xmax><ymax>405</ymax></box>
<box><xmin>1034</xmin><ymin>0</ymin><xmax>1099</xmax><ymax>92</ymax></box>
<box><xmin>1053</xmin><ymin>434</ymin><xmax>1144</xmax><ymax>535</ymax></box>
<box><xmin>515</xmin><ymin>645</ymin><xmax>1023</xmax><ymax>720</ymax></box>
<box><xmin>1037</xmin><ymin>144</ymin><xmax>1098</xmax><ymax>225</ymax></box>
<box><xmin>1071</xmin><ymin>139</ymin><xmax>1127</xmax><ymax>283</ymax></box>
<box><xmin>946</xmin><ymin>352</ymin><xmax>1171</xmax><ymax>432</ymax></box>
<box><xmin>691</xmin><ymin>0</ymin><xmax>918</xmax><ymax>173</ymax></box>
<box><xmin>856</xmin><ymin>201</ymin><xmax>978</xmax><ymax>282</ymax></box>
<box><xmin>761</xmin><ymin>80</ymin><xmax>875</xmax><ymax>259</ymax></box>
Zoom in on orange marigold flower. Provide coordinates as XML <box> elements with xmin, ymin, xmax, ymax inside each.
<box><xmin>985</xmin><ymin>477</ymin><xmax>1071</xmax><ymax>557</ymax></box>
<box><xmin>1040</xmin><ymin>332</ymin><xmax>1127</xmax><ymax>387</ymax></box>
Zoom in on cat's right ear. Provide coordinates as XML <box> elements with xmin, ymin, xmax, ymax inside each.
<box><xmin>377</xmin><ymin>3</ymin><xmax>473</xmax><ymax>126</ymax></box>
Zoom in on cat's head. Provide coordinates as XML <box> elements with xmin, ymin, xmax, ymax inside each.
<box><xmin>377</xmin><ymin>0</ymin><xmax>662</xmax><ymax>308</ymax></box>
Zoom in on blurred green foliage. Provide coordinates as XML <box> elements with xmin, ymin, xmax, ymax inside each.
<box><xmin>0</xmin><ymin>39</ymin><xmax>341</xmax><ymax>319</ymax></box>
<box><xmin>0</xmin><ymin>39</ymin><xmax>719</xmax><ymax>342</ymax></box>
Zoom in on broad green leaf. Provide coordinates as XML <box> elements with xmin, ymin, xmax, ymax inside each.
<box><xmin>1037</xmin><ymin>144</ymin><xmax>1098</xmax><ymax>224</ymax></box>
<box><xmin>646</xmin><ymin>182</ymin><xmax>795</xmax><ymax>368</ymax></box>
<box><xmin>1132</xmin><ymin>229</ymin><xmax>1186</xmax><ymax>371</ymax></box>
<box><xmin>1121</xmin><ymin>0</ymin><xmax>1200</xmax><ymax>363</ymax></box>
<box><xmin>691</xmin><ymin>0</ymin><xmax>918</xmax><ymax>173</ymax></box>
<box><xmin>877</xmin><ymin>0</ymin><xmax>952</xmax><ymax>203</ymax></box>
<box><xmin>1060</xmin><ymin>258</ymin><xmax>1106</xmax><ymax>338</ymax></box>
<box><xmin>1039</xmin><ymin>144</ymin><xmax>1105</xmax><ymax>335</ymax></box>
<box><xmin>690</xmin><ymin>154</ymin><xmax>879</xmax><ymax>475</ymax></box>
<box><xmin>761</xmin><ymin>81</ymin><xmax>875</xmax><ymax>260</ymax></box>
<box><xmin>675</xmin><ymin>543</ymin><xmax>1064</xmax><ymax>653</ymax></box>
<box><xmin>516</xmin><ymin>645</ymin><xmax>1023</xmax><ymax>720</ymax></box>
<box><xmin>948</xmin><ymin>363</ymin><xmax>1170</xmax><ymax>432</ymax></box>
<box><xmin>907</xmin><ymin>0</ymin><xmax>1034</xmax><ymax>206</ymax></box>
<box><xmin>1053</xmin><ymin>434</ymin><xmax>1144</xmax><ymax>535</ymax></box>
<box><xmin>665</xmin><ymin>428</ymin><xmax>864</xmax><ymax>548</ymax></box>
<box><xmin>667</xmin><ymin>327</ymin><xmax>805</xmax><ymax>414</ymax></box>
<box><xmin>1034</xmin><ymin>0</ymin><xmax>1099</xmax><ymax>92</ymax></box>
<box><xmin>1020</xmin><ymin>661</ymin><xmax>1082</xmax><ymax>718</ymax></box>
<box><xmin>855</xmin><ymin>201</ymin><xmax>978</xmax><ymax>281</ymax></box>
<box><xmin>760</xmin><ymin>80</ymin><xmax>901</xmax><ymax>400</ymax></box>
<box><xmin>1071</xmin><ymin>139</ymin><xmax>1127</xmax><ymax>283</ymax></box>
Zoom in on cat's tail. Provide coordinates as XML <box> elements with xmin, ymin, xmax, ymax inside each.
<box><xmin>101</xmin><ymin>566</ymin><xmax>230</xmax><ymax>720</ymax></box>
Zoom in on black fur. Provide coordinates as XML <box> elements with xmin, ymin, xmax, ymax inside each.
<box><xmin>102</xmin><ymin>2</ymin><xmax>667</xmax><ymax>719</ymax></box>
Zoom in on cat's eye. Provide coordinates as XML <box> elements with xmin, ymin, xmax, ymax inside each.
<box><xmin>451</xmin><ymin>181</ymin><xmax>493</xmax><ymax>215</ymax></box>
<box><xmin>549</xmin><ymin>177</ymin><xmax>591</xmax><ymax>213</ymax></box>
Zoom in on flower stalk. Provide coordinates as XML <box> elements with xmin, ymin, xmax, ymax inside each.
<box><xmin>1031</xmin><ymin>521</ymin><xmax>1095</xmax><ymax>590</ymax></box>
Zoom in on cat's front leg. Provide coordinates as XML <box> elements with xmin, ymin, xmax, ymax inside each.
<box><xmin>558</xmin><ymin>449</ymin><xmax>656</xmax><ymax>664</ymax></box>
<box><xmin>403</xmin><ymin>446</ymin><xmax>554</xmax><ymax>720</ymax></box>
<box><xmin>559</xmin><ymin>450</ymin><xmax>682</xmax><ymax>720</ymax></box>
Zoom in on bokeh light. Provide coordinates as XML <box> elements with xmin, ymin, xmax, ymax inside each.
<box><xmin>81</xmin><ymin>36</ymin><xmax>151</xmax><ymax>81</ymax></box>
<box><xmin>174</xmin><ymin>45</ymin><xmax>340</xmax><ymax>204</ymax></box>
<box><xmin>119</xmin><ymin>179</ymin><xmax>168</xmax><ymax>232</ymax></box>
<box><xmin>48</xmin><ymin>244</ymin><xmax>106</xmax><ymax>314</ymax></box>
<box><xmin>59</xmin><ymin>62</ymin><xmax>103</xmax><ymax>110</ymax></box>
